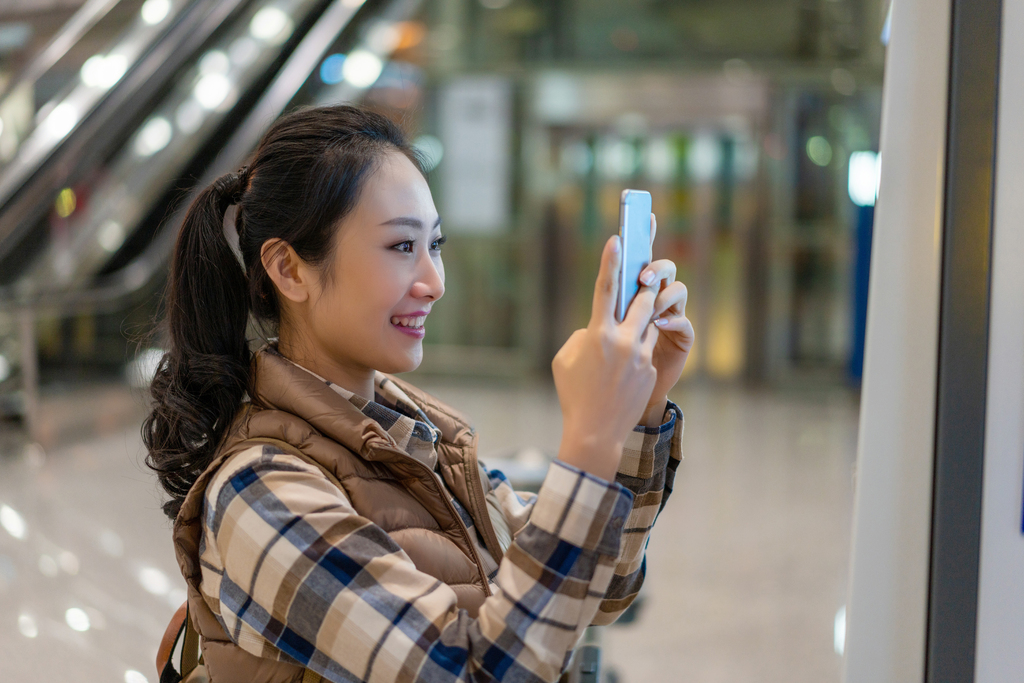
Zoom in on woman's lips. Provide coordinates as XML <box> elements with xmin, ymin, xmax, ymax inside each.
<box><xmin>391</xmin><ymin>323</ymin><xmax>423</xmax><ymax>339</ymax></box>
<box><xmin>391</xmin><ymin>313</ymin><xmax>427</xmax><ymax>339</ymax></box>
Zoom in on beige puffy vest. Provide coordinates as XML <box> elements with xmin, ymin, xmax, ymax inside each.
<box><xmin>172</xmin><ymin>348</ymin><xmax>505</xmax><ymax>682</ymax></box>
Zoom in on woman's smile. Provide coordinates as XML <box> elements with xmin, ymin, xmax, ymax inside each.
<box><xmin>390</xmin><ymin>311</ymin><xmax>429</xmax><ymax>338</ymax></box>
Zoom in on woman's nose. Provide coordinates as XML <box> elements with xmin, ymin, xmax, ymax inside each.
<box><xmin>410</xmin><ymin>253</ymin><xmax>445</xmax><ymax>300</ymax></box>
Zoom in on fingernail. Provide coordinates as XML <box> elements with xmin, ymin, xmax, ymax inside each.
<box><xmin>611</xmin><ymin>237</ymin><xmax>621</xmax><ymax>253</ymax></box>
<box><xmin>654</xmin><ymin>318</ymin><xmax>667</xmax><ymax>327</ymax></box>
<box><xmin>640</xmin><ymin>271</ymin><xmax>655</xmax><ymax>285</ymax></box>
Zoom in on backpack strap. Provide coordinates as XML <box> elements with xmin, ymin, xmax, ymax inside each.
<box><xmin>157</xmin><ymin>602</ymin><xmax>187</xmax><ymax>682</ymax></box>
<box><xmin>180</xmin><ymin>604</ymin><xmax>201</xmax><ymax>679</ymax></box>
<box><xmin>157</xmin><ymin>601</ymin><xmax>202</xmax><ymax>683</ymax></box>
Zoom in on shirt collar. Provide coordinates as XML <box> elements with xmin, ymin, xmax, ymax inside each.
<box><xmin>269</xmin><ymin>346</ymin><xmax>442</xmax><ymax>470</ymax></box>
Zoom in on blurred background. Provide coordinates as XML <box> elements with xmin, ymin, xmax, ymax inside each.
<box><xmin>0</xmin><ymin>0</ymin><xmax>886</xmax><ymax>680</ymax></box>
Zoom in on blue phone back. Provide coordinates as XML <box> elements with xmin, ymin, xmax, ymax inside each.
<box><xmin>617</xmin><ymin>190</ymin><xmax>653</xmax><ymax>322</ymax></box>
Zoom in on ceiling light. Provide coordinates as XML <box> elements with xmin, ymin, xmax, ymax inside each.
<box><xmin>44</xmin><ymin>103</ymin><xmax>79</xmax><ymax>139</ymax></box>
<box><xmin>140</xmin><ymin>0</ymin><xmax>171</xmax><ymax>25</ymax></box>
<box><xmin>194</xmin><ymin>73</ymin><xmax>231</xmax><ymax>110</ymax></box>
<box><xmin>228</xmin><ymin>36</ymin><xmax>259</xmax><ymax>67</ymax></box>
<box><xmin>134</xmin><ymin>116</ymin><xmax>173</xmax><ymax>157</ymax></box>
<box><xmin>175</xmin><ymin>100</ymin><xmax>204</xmax><ymax>134</ymax></box>
<box><xmin>250</xmin><ymin>7</ymin><xmax>292</xmax><ymax>44</ymax></box>
<box><xmin>98</xmin><ymin>220</ymin><xmax>127</xmax><ymax>252</ymax></box>
<box><xmin>198</xmin><ymin>50</ymin><xmax>230</xmax><ymax>75</ymax></box>
<box><xmin>341</xmin><ymin>50</ymin><xmax>383</xmax><ymax>88</ymax></box>
<box><xmin>80</xmin><ymin>54</ymin><xmax>128</xmax><ymax>89</ymax></box>
<box><xmin>849</xmin><ymin>151</ymin><xmax>881</xmax><ymax>207</ymax></box>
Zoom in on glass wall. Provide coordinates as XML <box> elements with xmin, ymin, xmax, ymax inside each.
<box><xmin>347</xmin><ymin>0</ymin><xmax>885</xmax><ymax>384</ymax></box>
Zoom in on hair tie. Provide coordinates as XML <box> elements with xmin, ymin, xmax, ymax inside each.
<box><xmin>232</xmin><ymin>165</ymin><xmax>252</xmax><ymax>208</ymax></box>
<box><xmin>213</xmin><ymin>169</ymin><xmax>249</xmax><ymax>213</ymax></box>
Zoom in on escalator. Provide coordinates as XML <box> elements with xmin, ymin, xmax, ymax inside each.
<box><xmin>0</xmin><ymin>0</ymin><xmax>254</xmax><ymax>273</ymax></box>
<box><xmin>0</xmin><ymin>0</ymin><xmax>422</xmax><ymax>416</ymax></box>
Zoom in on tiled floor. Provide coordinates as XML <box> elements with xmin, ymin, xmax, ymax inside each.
<box><xmin>0</xmin><ymin>379</ymin><xmax>858</xmax><ymax>682</ymax></box>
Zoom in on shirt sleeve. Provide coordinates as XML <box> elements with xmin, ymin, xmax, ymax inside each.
<box><xmin>203</xmin><ymin>445</ymin><xmax>633</xmax><ymax>683</ymax></box>
<box><xmin>592</xmin><ymin>401</ymin><xmax>684</xmax><ymax>625</ymax></box>
<box><xmin>482</xmin><ymin>402</ymin><xmax>684</xmax><ymax>625</ymax></box>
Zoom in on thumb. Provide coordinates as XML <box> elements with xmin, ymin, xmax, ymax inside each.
<box><xmin>590</xmin><ymin>235</ymin><xmax>621</xmax><ymax>327</ymax></box>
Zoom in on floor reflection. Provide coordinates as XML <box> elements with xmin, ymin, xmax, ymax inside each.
<box><xmin>0</xmin><ymin>379</ymin><xmax>857</xmax><ymax>683</ymax></box>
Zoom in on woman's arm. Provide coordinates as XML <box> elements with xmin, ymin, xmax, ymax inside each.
<box><xmin>486</xmin><ymin>402</ymin><xmax>684</xmax><ymax>626</ymax></box>
<box><xmin>204</xmin><ymin>445</ymin><xmax>633</xmax><ymax>683</ymax></box>
<box><xmin>543</xmin><ymin>222</ymin><xmax>691</xmax><ymax>624</ymax></box>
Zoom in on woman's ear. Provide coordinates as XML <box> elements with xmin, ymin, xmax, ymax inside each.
<box><xmin>261</xmin><ymin>238</ymin><xmax>312</xmax><ymax>303</ymax></box>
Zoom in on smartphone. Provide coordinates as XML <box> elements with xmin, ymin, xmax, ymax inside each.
<box><xmin>616</xmin><ymin>189</ymin><xmax>653</xmax><ymax>322</ymax></box>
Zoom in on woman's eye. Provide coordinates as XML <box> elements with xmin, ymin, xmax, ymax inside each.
<box><xmin>392</xmin><ymin>235</ymin><xmax>446</xmax><ymax>254</ymax></box>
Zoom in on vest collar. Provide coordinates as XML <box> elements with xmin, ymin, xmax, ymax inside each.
<box><xmin>251</xmin><ymin>346</ymin><xmax>476</xmax><ymax>464</ymax></box>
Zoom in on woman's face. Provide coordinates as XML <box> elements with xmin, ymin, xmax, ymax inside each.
<box><xmin>303</xmin><ymin>150</ymin><xmax>445</xmax><ymax>375</ymax></box>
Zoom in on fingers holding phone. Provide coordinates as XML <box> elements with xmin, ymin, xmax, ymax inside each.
<box><xmin>552</xmin><ymin>190</ymin><xmax>696</xmax><ymax>478</ymax></box>
<box><xmin>617</xmin><ymin>194</ymin><xmax>695</xmax><ymax>424</ymax></box>
<box><xmin>553</xmin><ymin>235</ymin><xmax>660</xmax><ymax>480</ymax></box>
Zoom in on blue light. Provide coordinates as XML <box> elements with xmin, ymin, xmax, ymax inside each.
<box><xmin>320</xmin><ymin>53</ymin><xmax>346</xmax><ymax>84</ymax></box>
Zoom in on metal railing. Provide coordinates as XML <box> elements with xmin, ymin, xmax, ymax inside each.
<box><xmin>0</xmin><ymin>0</ymin><xmax>124</xmax><ymax>105</ymax></box>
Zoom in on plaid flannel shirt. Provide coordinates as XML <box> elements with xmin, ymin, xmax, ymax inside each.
<box><xmin>199</xmin><ymin>361</ymin><xmax>683</xmax><ymax>682</ymax></box>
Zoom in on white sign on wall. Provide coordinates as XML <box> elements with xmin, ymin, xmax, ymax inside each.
<box><xmin>439</xmin><ymin>76</ymin><xmax>512</xmax><ymax>233</ymax></box>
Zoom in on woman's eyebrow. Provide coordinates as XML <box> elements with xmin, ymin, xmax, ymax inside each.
<box><xmin>380</xmin><ymin>216</ymin><xmax>442</xmax><ymax>229</ymax></box>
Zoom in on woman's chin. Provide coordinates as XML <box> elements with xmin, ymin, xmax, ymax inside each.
<box><xmin>376</xmin><ymin>346</ymin><xmax>423</xmax><ymax>375</ymax></box>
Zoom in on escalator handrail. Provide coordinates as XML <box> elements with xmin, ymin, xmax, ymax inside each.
<box><xmin>0</xmin><ymin>0</ymin><xmax>122</xmax><ymax>105</ymax></box>
<box><xmin>0</xmin><ymin>0</ymin><xmax>418</xmax><ymax>314</ymax></box>
<box><xmin>0</xmin><ymin>0</ymin><xmax>197</xmax><ymax>205</ymax></box>
<box><xmin>0</xmin><ymin>0</ymin><xmax>252</xmax><ymax>261</ymax></box>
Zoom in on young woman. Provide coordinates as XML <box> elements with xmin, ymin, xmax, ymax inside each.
<box><xmin>145</xmin><ymin>105</ymin><xmax>693</xmax><ymax>683</ymax></box>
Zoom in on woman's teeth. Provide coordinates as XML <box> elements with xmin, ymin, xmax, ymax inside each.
<box><xmin>391</xmin><ymin>315</ymin><xmax>426</xmax><ymax>328</ymax></box>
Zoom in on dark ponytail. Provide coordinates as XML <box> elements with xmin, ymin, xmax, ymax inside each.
<box><xmin>144</xmin><ymin>105</ymin><xmax>422</xmax><ymax>519</ymax></box>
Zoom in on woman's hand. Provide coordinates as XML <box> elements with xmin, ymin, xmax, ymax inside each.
<box><xmin>637</xmin><ymin>214</ymin><xmax>695</xmax><ymax>426</ymax></box>
<box><xmin>551</xmin><ymin>235</ymin><xmax>660</xmax><ymax>482</ymax></box>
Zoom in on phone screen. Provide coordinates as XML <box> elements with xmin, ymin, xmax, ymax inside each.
<box><xmin>616</xmin><ymin>190</ymin><xmax>653</xmax><ymax>322</ymax></box>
